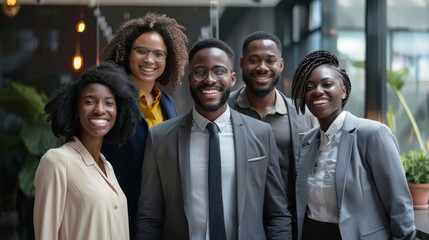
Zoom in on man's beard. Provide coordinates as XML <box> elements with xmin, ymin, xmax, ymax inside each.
<box><xmin>242</xmin><ymin>70</ymin><xmax>280</xmax><ymax>97</ymax></box>
<box><xmin>190</xmin><ymin>84</ymin><xmax>231</xmax><ymax>112</ymax></box>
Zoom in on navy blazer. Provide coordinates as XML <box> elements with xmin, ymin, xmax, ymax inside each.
<box><xmin>102</xmin><ymin>91</ymin><xmax>178</xmax><ymax>239</ymax></box>
<box><xmin>296</xmin><ymin>112</ymin><xmax>416</xmax><ymax>240</ymax></box>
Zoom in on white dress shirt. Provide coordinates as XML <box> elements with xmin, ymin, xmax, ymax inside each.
<box><xmin>182</xmin><ymin>105</ymin><xmax>237</xmax><ymax>240</ymax></box>
<box><xmin>306</xmin><ymin>111</ymin><xmax>347</xmax><ymax>223</ymax></box>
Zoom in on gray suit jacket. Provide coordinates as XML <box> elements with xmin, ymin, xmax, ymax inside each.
<box><xmin>229</xmin><ymin>87</ymin><xmax>316</xmax><ymax>240</ymax></box>
<box><xmin>136</xmin><ymin>109</ymin><xmax>292</xmax><ymax>240</ymax></box>
<box><xmin>296</xmin><ymin>112</ymin><xmax>416</xmax><ymax>240</ymax></box>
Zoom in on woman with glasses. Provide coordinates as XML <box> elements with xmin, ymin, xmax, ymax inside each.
<box><xmin>100</xmin><ymin>12</ymin><xmax>188</xmax><ymax>238</ymax></box>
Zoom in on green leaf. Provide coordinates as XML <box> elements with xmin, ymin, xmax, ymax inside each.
<box><xmin>386</xmin><ymin>104</ymin><xmax>396</xmax><ymax>137</ymax></box>
<box><xmin>352</xmin><ymin>61</ymin><xmax>365</xmax><ymax>69</ymax></box>
<box><xmin>11</xmin><ymin>82</ymin><xmax>48</xmax><ymax>123</ymax></box>
<box><xmin>387</xmin><ymin>67</ymin><xmax>408</xmax><ymax>91</ymax></box>
<box><xmin>20</xmin><ymin>121</ymin><xmax>64</xmax><ymax>156</ymax></box>
<box><xmin>0</xmin><ymin>88</ymin><xmax>32</xmax><ymax>120</ymax></box>
<box><xmin>402</xmin><ymin>151</ymin><xmax>429</xmax><ymax>183</ymax></box>
<box><xmin>18</xmin><ymin>154</ymin><xmax>39</xmax><ymax>197</ymax></box>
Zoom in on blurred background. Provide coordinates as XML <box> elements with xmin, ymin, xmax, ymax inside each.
<box><xmin>1</xmin><ymin>0</ymin><xmax>429</xmax><ymax>239</ymax></box>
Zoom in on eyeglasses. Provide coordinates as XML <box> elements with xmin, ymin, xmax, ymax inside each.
<box><xmin>191</xmin><ymin>66</ymin><xmax>232</xmax><ymax>81</ymax></box>
<box><xmin>132</xmin><ymin>46</ymin><xmax>168</xmax><ymax>60</ymax></box>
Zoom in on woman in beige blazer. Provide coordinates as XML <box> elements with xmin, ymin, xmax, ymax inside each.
<box><xmin>291</xmin><ymin>50</ymin><xmax>415</xmax><ymax>240</ymax></box>
<box><xmin>33</xmin><ymin>62</ymin><xmax>140</xmax><ymax>240</ymax></box>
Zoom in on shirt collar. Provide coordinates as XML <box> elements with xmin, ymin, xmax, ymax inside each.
<box><xmin>320</xmin><ymin>111</ymin><xmax>347</xmax><ymax>143</ymax></box>
<box><xmin>236</xmin><ymin>87</ymin><xmax>287</xmax><ymax>115</ymax></box>
<box><xmin>139</xmin><ymin>86</ymin><xmax>162</xmax><ymax>104</ymax></box>
<box><xmin>70</xmin><ymin>136</ymin><xmax>111</xmax><ymax>171</ymax></box>
<box><xmin>192</xmin><ymin>105</ymin><xmax>231</xmax><ymax>133</ymax></box>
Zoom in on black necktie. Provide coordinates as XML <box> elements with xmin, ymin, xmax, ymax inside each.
<box><xmin>206</xmin><ymin>122</ymin><xmax>226</xmax><ymax>240</ymax></box>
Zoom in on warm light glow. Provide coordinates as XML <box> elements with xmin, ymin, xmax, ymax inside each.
<box><xmin>73</xmin><ymin>55</ymin><xmax>83</xmax><ymax>71</ymax></box>
<box><xmin>2</xmin><ymin>0</ymin><xmax>20</xmax><ymax>17</ymax></box>
<box><xmin>6</xmin><ymin>0</ymin><xmax>17</xmax><ymax>6</ymax></box>
<box><xmin>330</xmin><ymin>28</ymin><xmax>337</xmax><ymax>35</ymax></box>
<box><xmin>76</xmin><ymin>21</ymin><xmax>86</xmax><ymax>33</ymax></box>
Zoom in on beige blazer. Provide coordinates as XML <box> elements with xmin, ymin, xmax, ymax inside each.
<box><xmin>34</xmin><ymin>137</ymin><xmax>129</xmax><ymax>240</ymax></box>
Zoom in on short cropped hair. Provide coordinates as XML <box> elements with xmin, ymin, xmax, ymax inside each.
<box><xmin>45</xmin><ymin>61</ymin><xmax>140</xmax><ymax>145</ymax></box>
<box><xmin>242</xmin><ymin>31</ymin><xmax>282</xmax><ymax>55</ymax></box>
<box><xmin>188</xmin><ymin>38</ymin><xmax>234</xmax><ymax>65</ymax></box>
<box><xmin>291</xmin><ymin>50</ymin><xmax>352</xmax><ymax>114</ymax></box>
<box><xmin>102</xmin><ymin>12</ymin><xmax>188</xmax><ymax>90</ymax></box>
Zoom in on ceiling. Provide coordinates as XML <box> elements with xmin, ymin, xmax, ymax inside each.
<box><xmin>17</xmin><ymin>0</ymin><xmax>281</xmax><ymax>7</ymax></box>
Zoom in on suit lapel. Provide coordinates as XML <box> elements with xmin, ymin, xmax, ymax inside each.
<box><xmin>231</xmin><ymin>110</ymin><xmax>248</xmax><ymax>224</ymax></box>
<box><xmin>178</xmin><ymin>112</ymin><xmax>193</xmax><ymax>221</ymax></box>
<box><xmin>284</xmin><ymin>95</ymin><xmax>300</xmax><ymax>164</ymax></box>
<box><xmin>296</xmin><ymin>130</ymin><xmax>319</xmax><ymax>206</ymax></box>
<box><xmin>160</xmin><ymin>91</ymin><xmax>177</xmax><ymax>119</ymax></box>
<box><xmin>178</xmin><ymin>112</ymin><xmax>192</xmax><ymax>165</ymax></box>
<box><xmin>335</xmin><ymin>113</ymin><xmax>356</xmax><ymax>214</ymax></box>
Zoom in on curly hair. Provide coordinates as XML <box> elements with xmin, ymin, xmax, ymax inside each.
<box><xmin>291</xmin><ymin>50</ymin><xmax>352</xmax><ymax>114</ymax></box>
<box><xmin>242</xmin><ymin>31</ymin><xmax>282</xmax><ymax>55</ymax></box>
<box><xmin>188</xmin><ymin>38</ymin><xmax>234</xmax><ymax>65</ymax></box>
<box><xmin>45</xmin><ymin>61</ymin><xmax>141</xmax><ymax>145</ymax></box>
<box><xmin>102</xmin><ymin>12</ymin><xmax>188</xmax><ymax>90</ymax></box>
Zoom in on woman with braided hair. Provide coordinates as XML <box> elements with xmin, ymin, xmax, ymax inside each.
<box><xmin>292</xmin><ymin>50</ymin><xmax>415</xmax><ymax>240</ymax></box>
<box><xmin>100</xmin><ymin>12</ymin><xmax>188</xmax><ymax>238</ymax></box>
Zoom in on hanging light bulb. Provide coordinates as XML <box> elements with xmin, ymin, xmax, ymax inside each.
<box><xmin>73</xmin><ymin>54</ymin><xmax>83</xmax><ymax>71</ymax></box>
<box><xmin>2</xmin><ymin>0</ymin><xmax>20</xmax><ymax>17</ymax></box>
<box><xmin>7</xmin><ymin>0</ymin><xmax>17</xmax><ymax>5</ymax></box>
<box><xmin>76</xmin><ymin>20</ymin><xmax>86</xmax><ymax>33</ymax></box>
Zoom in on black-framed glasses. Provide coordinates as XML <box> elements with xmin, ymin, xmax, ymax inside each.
<box><xmin>191</xmin><ymin>66</ymin><xmax>232</xmax><ymax>81</ymax></box>
<box><xmin>132</xmin><ymin>46</ymin><xmax>168</xmax><ymax>60</ymax></box>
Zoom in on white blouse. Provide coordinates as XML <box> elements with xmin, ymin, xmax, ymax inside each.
<box><xmin>306</xmin><ymin>111</ymin><xmax>347</xmax><ymax>223</ymax></box>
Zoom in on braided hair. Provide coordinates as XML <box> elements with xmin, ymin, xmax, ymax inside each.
<box><xmin>102</xmin><ymin>12</ymin><xmax>188</xmax><ymax>90</ymax></box>
<box><xmin>291</xmin><ymin>50</ymin><xmax>352</xmax><ymax>114</ymax></box>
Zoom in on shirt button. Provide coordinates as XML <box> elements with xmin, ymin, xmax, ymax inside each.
<box><xmin>114</xmin><ymin>205</ymin><xmax>118</xmax><ymax>209</ymax></box>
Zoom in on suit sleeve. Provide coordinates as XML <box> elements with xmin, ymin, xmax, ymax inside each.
<box><xmin>263</xmin><ymin>125</ymin><xmax>293</xmax><ymax>240</ymax></box>
<box><xmin>33</xmin><ymin>149</ymin><xmax>67</xmax><ymax>240</ymax></box>
<box><xmin>366</xmin><ymin>125</ymin><xmax>416</xmax><ymax>240</ymax></box>
<box><xmin>135</xmin><ymin>129</ymin><xmax>164</xmax><ymax>239</ymax></box>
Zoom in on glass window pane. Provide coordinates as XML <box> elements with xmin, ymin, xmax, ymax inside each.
<box><xmin>336</xmin><ymin>0</ymin><xmax>365</xmax><ymax>117</ymax></box>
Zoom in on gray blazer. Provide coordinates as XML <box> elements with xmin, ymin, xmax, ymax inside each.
<box><xmin>229</xmin><ymin>87</ymin><xmax>316</xmax><ymax>240</ymax></box>
<box><xmin>296</xmin><ymin>112</ymin><xmax>416</xmax><ymax>240</ymax></box>
<box><xmin>135</xmin><ymin>109</ymin><xmax>292</xmax><ymax>240</ymax></box>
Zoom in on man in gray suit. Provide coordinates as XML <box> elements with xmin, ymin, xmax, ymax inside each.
<box><xmin>228</xmin><ymin>31</ymin><xmax>316</xmax><ymax>239</ymax></box>
<box><xmin>135</xmin><ymin>38</ymin><xmax>292</xmax><ymax>240</ymax></box>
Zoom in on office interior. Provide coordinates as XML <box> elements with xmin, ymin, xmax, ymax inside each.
<box><xmin>1</xmin><ymin>0</ymin><xmax>429</xmax><ymax>239</ymax></box>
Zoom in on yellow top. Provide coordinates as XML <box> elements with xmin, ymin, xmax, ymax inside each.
<box><xmin>139</xmin><ymin>86</ymin><xmax>165</xmax><ymax>128</ymax></box>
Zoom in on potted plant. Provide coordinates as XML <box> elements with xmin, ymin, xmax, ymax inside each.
<box><xmin>401</xmin><ymin>150</ymin><xmax>429</xmax><ymax>209</ymax></box>
<box><xmin>352</xmin><ymin>62</ymin><xmax>429</xmax><ymax>209</ymax></box>
<box><xmin>387</xmin><ymin>67</ymin><xmax>429</xmax><ymax>209</ymax></box>
<box><xmin>0</xmin><ymin>81</ymin><xmax>63</xmax><ymax>238</ymax></box>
